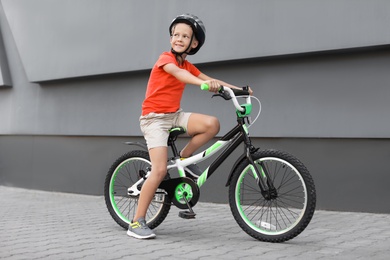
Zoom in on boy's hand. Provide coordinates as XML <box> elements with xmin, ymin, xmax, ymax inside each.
<box><xmin>247</xmin><ymin>86</ymin><xmax>254</xmax><ymax>95</ymax></box>
<box><xmin>203</xmin><ymin>80</ymin><xmax>220</xmax><ymax>93</ymax></box>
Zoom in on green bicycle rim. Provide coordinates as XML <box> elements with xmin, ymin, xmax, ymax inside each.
<box><xmin>109</xmin><ymin>161</ymin><xmax>131</xmax><ymax>223</ymax></box>
<box><xmin>235</xmin><ymin>157</ymin><xmax>308</xmax><ymax>235</ymax></box>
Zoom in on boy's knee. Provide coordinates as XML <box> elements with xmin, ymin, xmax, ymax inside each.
<box><xmin>151</xmin><ymin>166</ymin><xmax>167</xmax><ymax>179</ymax></box>
<box><xmin>208</xmin><ymin>117</ymin><xmax>220</xmax><ymax>134</ymax></box>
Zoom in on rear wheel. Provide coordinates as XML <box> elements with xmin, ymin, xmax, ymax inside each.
<box><xmin>104</xmin><ymin>150</ymin><xmax>171</xmax><ymax>229</ymax></box>
<box><xmin>229</xmin><ymin>149</ymin><xmax>316</xmax><ymax>242</ymax></box>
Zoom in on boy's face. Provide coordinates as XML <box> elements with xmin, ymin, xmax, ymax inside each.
<box><xmin>170</xmin><ymin>23</ymin><xmax>198</xmax><ymax>54</ymax></box>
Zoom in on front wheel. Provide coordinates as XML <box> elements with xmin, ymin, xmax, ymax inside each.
<box><xmin>104</xmin><ymin>150</ymin><xmax>171</xmax><ymax>229</ymax></box>
<box><xmin>229</xmin><ymin>149</ymin><xmax>316</xmax><ymax>242</ymax></box>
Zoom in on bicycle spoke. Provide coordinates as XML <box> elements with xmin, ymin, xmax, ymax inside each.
<box><xmin>229</xmin><ymin>150</ymin><xmax>315</xmax><ymax>242</ymax></box>
<box><xmin>105</xmin><ymin>151</ymin><xmax>171</xmax><ymax>229</ymax></box>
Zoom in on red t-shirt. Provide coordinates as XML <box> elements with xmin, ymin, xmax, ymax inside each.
<box><xmin>141</xmin><ymin>52</ymin><xmax>201</xmax><ymax>116</ymax></box>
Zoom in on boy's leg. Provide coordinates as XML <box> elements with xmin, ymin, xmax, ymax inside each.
<box><xmin>133</xmin><ymin>146</ymin><xmax>168</xmax><ymax>222</ymax></box>
<box><xmin>180</xmin><ymin>113</ymin><xmax>220</xmax><ymax>158</ymax></box>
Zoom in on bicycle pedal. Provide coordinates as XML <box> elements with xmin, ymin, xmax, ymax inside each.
<box><xmin>179</xmin><ymin>210</ymin><xmax>196</xmax><ymax>219</ymax></box>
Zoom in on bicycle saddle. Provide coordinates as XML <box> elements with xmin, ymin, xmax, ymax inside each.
<box><xmin>168</xmin><ymin>127</ymin><xmax>186</xmax><ymax>140</ymax></box>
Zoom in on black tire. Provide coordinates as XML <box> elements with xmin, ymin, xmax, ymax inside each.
<box><xmin>228</xmin><ymin>149</ymin><xmax>316</xmax><ymax>242</ymax></box>
<box><xmin>104</xmin><ymin>150</ymin><xmax>171</xmax><ymax>229</ymax></box>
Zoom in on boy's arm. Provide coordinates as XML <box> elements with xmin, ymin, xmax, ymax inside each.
<box><xmin>199</xmin><ymin>73</ymin><xmax>240</xmax><ymax>89</ymax></box>
<box><xmin>163</xmin><ymin>63</ymin><xmax>220</xmax><ymax>92</ymax></box>
<box><xmin>198</xmin><ymin>73</ymin><xmax>253</xmax><ymax>95</ymax></box>
<box><xmin>163</xmin><ymin>63</ymin><xmax>203</xmax><ymax>85</ymax></box>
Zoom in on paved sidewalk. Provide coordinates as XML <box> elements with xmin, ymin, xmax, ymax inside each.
<box><xmin>1</xmin><ymin>186</ymin><xmax>389</xmax><ymax>260</ymax></box>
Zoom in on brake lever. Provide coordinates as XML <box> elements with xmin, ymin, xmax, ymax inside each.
<box><xmin>211</xmin><ymin>89</ymin><xmax>232</xmax><ymax>100</ymax></box>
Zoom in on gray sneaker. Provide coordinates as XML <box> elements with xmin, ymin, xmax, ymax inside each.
<box><xmin>127</xmin><ymin>217</ymin><xmax>156</xmax><ymax>239</ymax></box>
<box><xmin>185</xmin><ymin>163</ymin><xmax>202</xmax><ymax>178</ymax></box>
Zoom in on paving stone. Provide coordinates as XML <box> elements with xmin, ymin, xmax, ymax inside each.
<box><xmin>1</xmin><ymin>186</ymin><xmax>389</xmax><ymax>260</ymax></box>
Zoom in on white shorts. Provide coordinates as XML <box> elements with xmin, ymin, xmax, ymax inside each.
<box><xmin>139</xmin><ymin>110</ymin><xmax>191</xmax><ymax>150</ymax></box>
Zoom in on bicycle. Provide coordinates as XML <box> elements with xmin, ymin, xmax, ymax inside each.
<box><xmin>104</xmin><ymin>84</ymin><xmax>316</xmax><ymax>242</ymax></box>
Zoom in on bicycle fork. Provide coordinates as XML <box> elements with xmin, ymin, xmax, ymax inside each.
<box><xmin>241</xmin><ymin>124</ymin><xmax>278</xmax><ymax>200</ymax></box>
<box><xmin>247</xmin><ymin>152</ymin><xmax>278</xmax><ymax>200</ymax></box>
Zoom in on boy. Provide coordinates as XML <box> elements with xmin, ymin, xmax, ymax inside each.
<box><xmin>128</xmin><ymin>14</ymin><xmax>250</xmax><ymax>239</ymax></box>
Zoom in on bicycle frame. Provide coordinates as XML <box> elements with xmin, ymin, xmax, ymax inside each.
<box><xmin>126</xmin><ymin>117</ymin><xmax>250</xmax><ymax>196</ymax></box>
<box><xmin>128</xmin><ymin>87</ymin><xmax>275</xmax><ymax>200</ymax></box>
<box><xmin>170</xmin><ymin>118</ymin><xmax>249</xmax><ymax>188</ymax></box>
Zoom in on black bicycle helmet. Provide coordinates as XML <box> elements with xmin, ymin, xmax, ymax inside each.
<box><xmin>169</xmin><ymin>14</ymin><xmax>206</xmax><ymax>55</ymax></box>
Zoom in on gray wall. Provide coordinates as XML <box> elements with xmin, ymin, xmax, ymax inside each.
<box><xmin>2</xmin><ymin>0</ymin><xmax>390</xmax><ymax>82</ymax></box>
<box><xmin>1</xmin><ymin>0</ymin><xmax>390</xmax><ymax>213</ymax></box>
<box><xmin>1</xmin><ymin>135</ymin><xmax>389</xmax><ymax>213</ymax></box>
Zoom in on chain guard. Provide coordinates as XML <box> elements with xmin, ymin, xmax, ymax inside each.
<box><xmin>159</xmin><ymin>177</ymin><xmax>200</xmax><ymax>209</ymax></box>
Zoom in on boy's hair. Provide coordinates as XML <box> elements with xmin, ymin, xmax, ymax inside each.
<box><xmin>169</xmin><ymin>14</ymin><xmax>206</xmax><ymax>55</ymax></box>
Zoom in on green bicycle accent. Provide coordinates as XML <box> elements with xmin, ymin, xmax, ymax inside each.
<box><xmin>204</xmin><ymin>141</ymin><xmax>223</xmax><ymax>156</ymax></box>
<box><xmin>178</xmin><ymin>168</ymin><xmax>186</xmax><ymax>178</ymax></box>
<box><xmin>110</xmin><ymin>162</ymin><xmax>130</xmax><ymax>223</ymax></box>
<box><xmin>169</xmin><ymin>127</ymin><xmax>185</xmax><ymax>132</ymax></box>
<box><xmin>254</xmin><ymin>161</ymin><xmax>267</xmax><ymax>178</ymax></box>
<box><xmin>243</xmin><ymin>125</ymin><xmax>249</xmax><ymax>134</ymax></box>
<box><xmin>200</xmin><ymin>83</ymin><xmax>210</xmax><ymax>90</ymax></box>
<box><xmin>235</xmin><ymin>166</ymin><xmax>267</xmax><ymax>233</ymax></box>
<box><xmin>236</xmin><ymin>103</ymin><xmax>252</xmax><ymax>118</ymax></box>
<box><xmin>249</xmin><ymin>164</ymin><xmax>259</xmax><ymax>179</ymax></box>
<box><xmin>197</xmin><ymin>168</ymin><xmax>208</xmax><ymax>187</ymax></box>
<box><xmin>260</xmin><ymin>165</ymin><xmax>267</xmax><ymax>179</ymax></box>
<box><xmin>175</xmin><ymin>183</ymin><xmax>193</xmax><ymax>203</ymax></box>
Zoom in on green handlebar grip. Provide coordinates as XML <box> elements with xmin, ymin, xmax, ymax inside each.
<box><xmin>200</xmin><ymin>83</ymin><xmax>209</xmax><ymax>90</ymax></box>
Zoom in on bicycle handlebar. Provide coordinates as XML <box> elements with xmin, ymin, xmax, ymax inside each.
<box><xmin>200</xmin><ymin>83</ymin><xmax>211</xmax><ymax>91</ymax></box>
<box><xmin>200</xmin><ymin>83</ymin><xmax>250</xmax><ymax>112</ymax></box>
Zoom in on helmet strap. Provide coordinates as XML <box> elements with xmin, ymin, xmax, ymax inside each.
<box><xmin>171</xmin><ymin>50</ymin><xmax>185</xmax><ymax>65</ymax></box>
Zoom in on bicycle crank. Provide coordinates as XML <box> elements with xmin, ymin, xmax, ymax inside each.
<box><xmin>178</xmin><ymin>194</ymin><xmax>196</xmax><ymax>219</ymax></box>
<box><xmin>158</xmin><ymin>177</ymin><xmax>200</xmax><ymax>210</ymax></box>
